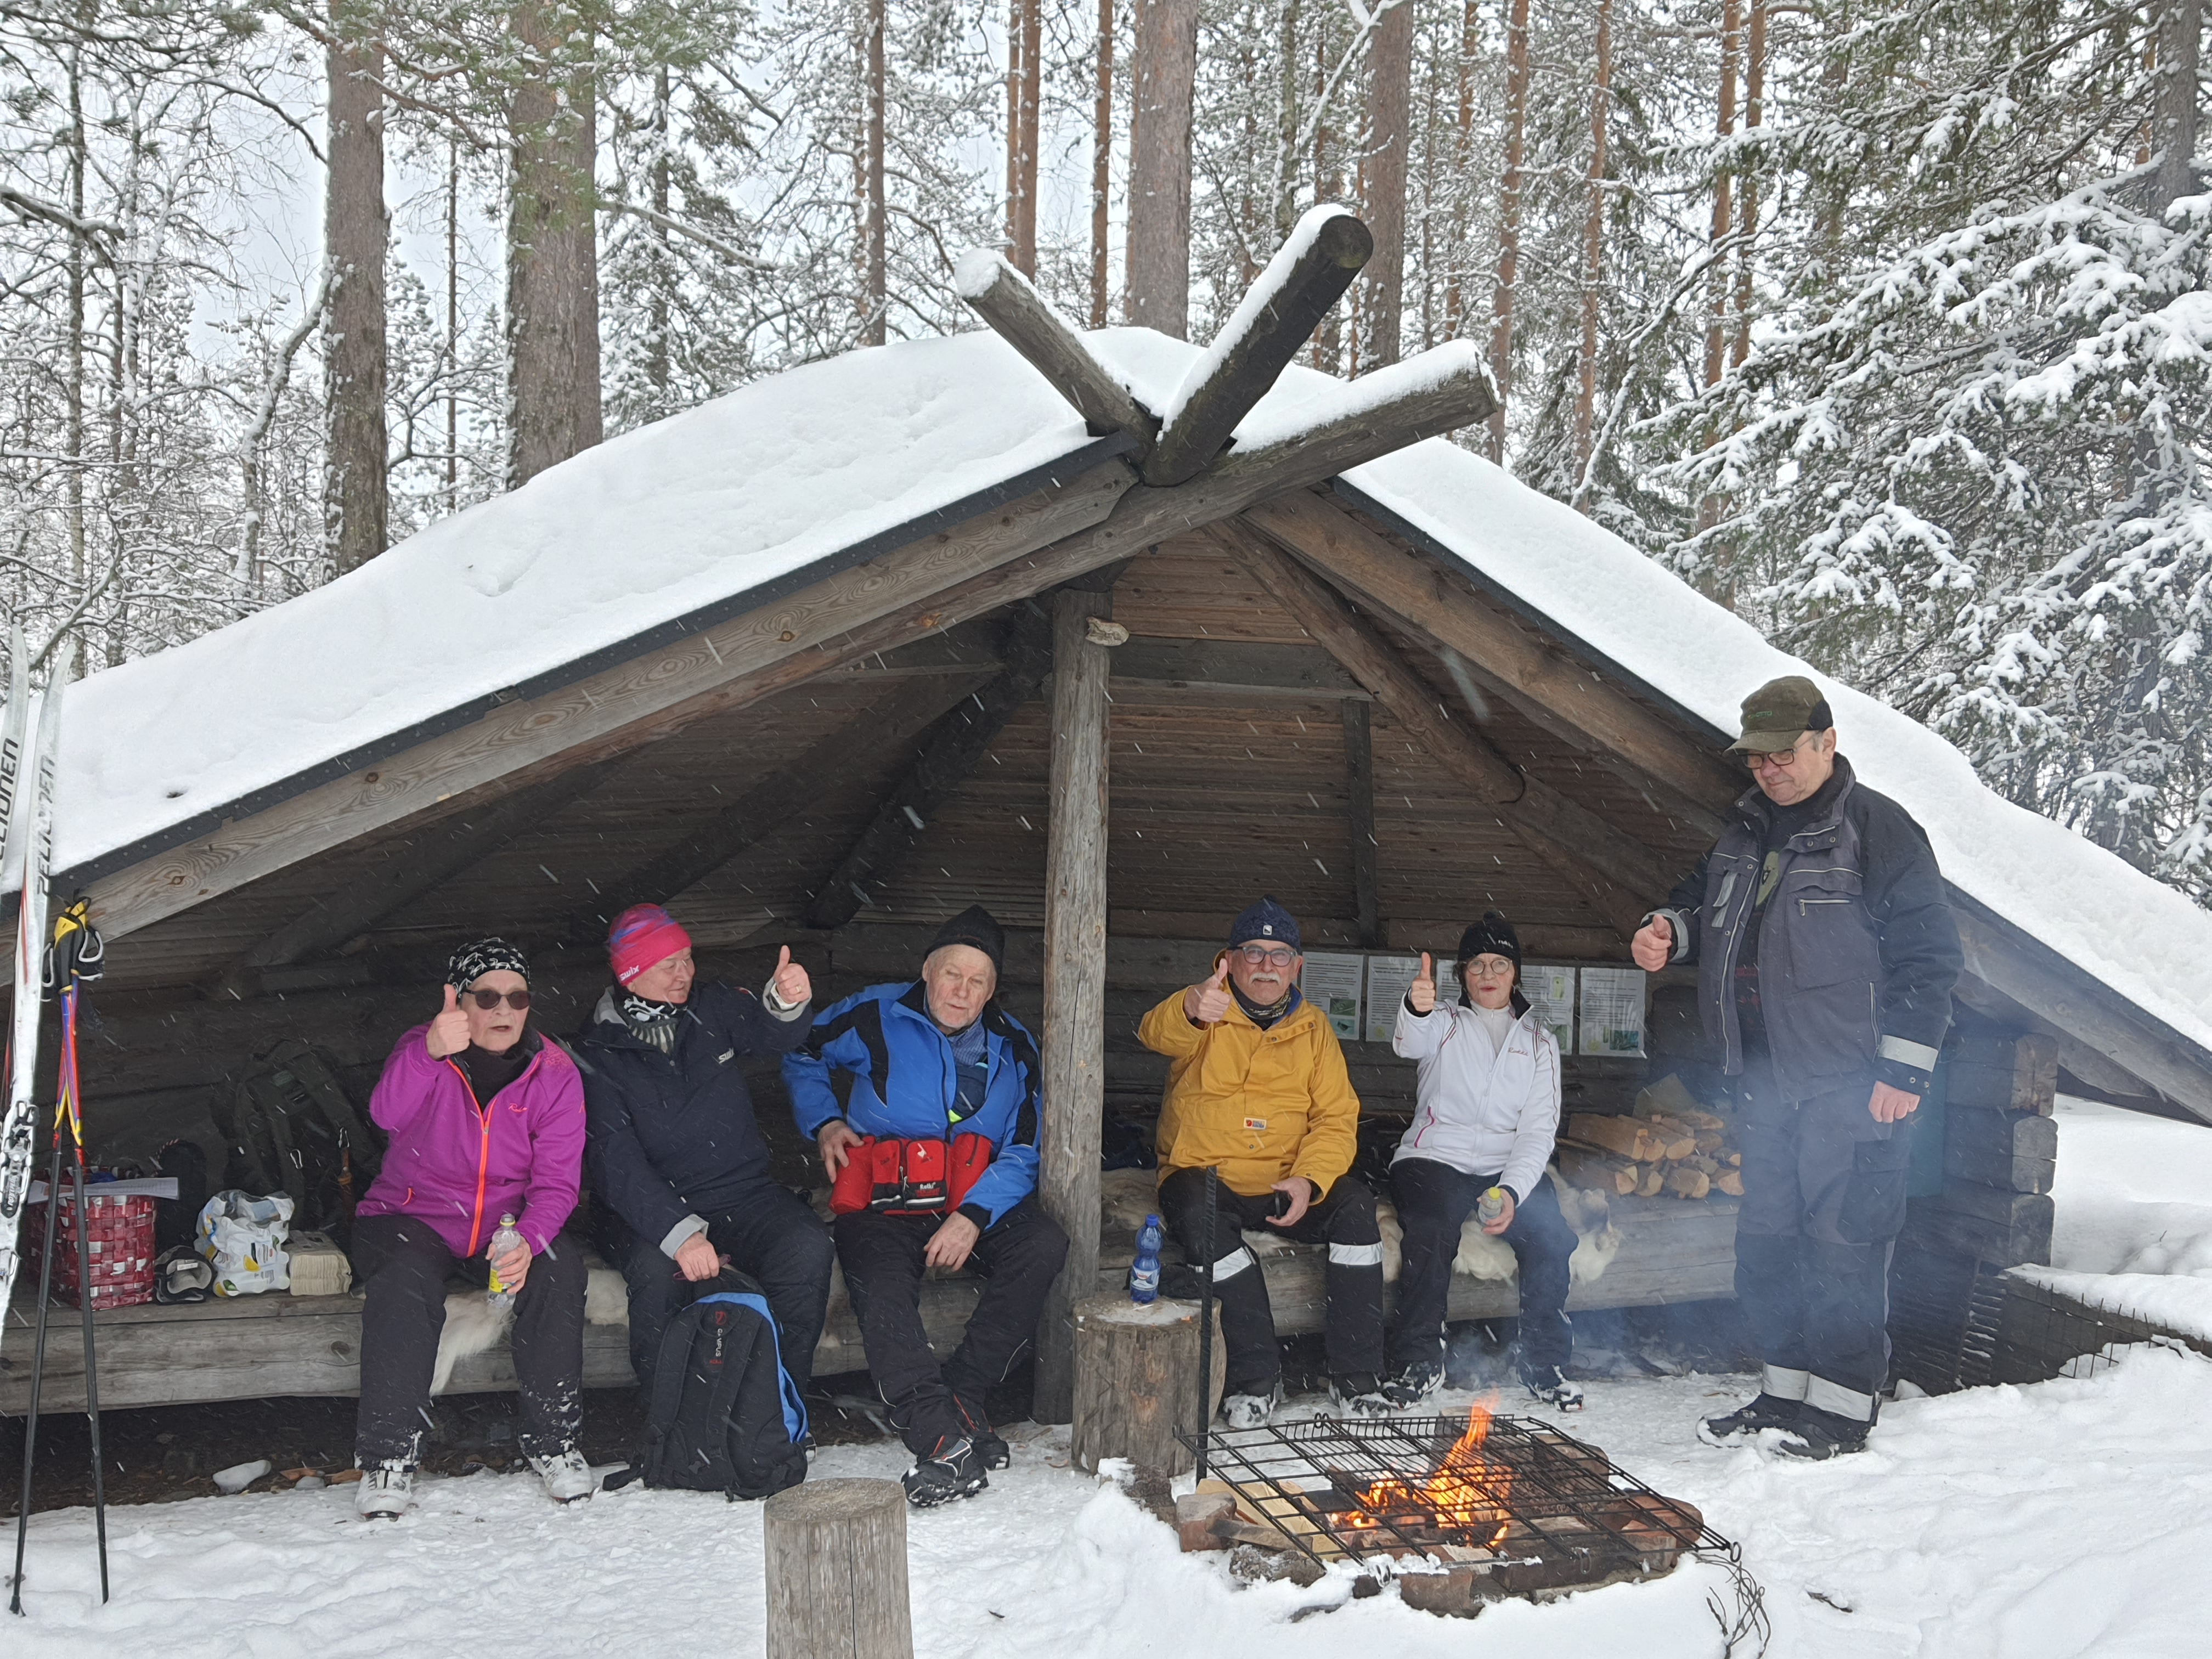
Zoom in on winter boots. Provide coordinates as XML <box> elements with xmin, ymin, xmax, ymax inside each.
<box><xmin>1330</xmin><ymin>1373</ymin><xmax>1393</xmax><ymax>1418</ymax></box>
<box><xmin>902</xmin><ymin>1434</ymin><xmax>989</xmax><ymax>1507</ymax></box>
<box><xmin>1220</xmin><ymin>1384</ymin><xmax>1282</xmax><ymax>1430</ymax></box>
<box><xmin>529</xmin><ymin>1444</ymin><xmax>597</xmax><ymax>1503</ymax></box>
<box><xmin>355</xmin><ymin>1459</ymin><xmax>415</xmax><ymax>1519</ymax></box>
<box><xmin>1697</xmin><ymin>1391</ymin><xmax>1804</xmax><ymax>1447</ymax></box>
<box><xmin>1520</xmin><ymin>1363</ymin><xmax>1584</xmax><ymax>1411</ymax></box>
<box><xmin>1773</xmin><ymin>1404</ymin><xmax>1870</xmax><ymax>1460</ymax></box>
<box><xmin>1382</xmin><ymin>1361</ymin><xmax>1444</xmax><ymax>1409</ymax></box>
<box><xmin>951</xmin><ymin>1393</ymin><xmax>1010</xmax><ymax>1471</ymax></box>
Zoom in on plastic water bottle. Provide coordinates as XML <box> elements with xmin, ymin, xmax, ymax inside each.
<box><xmin>1477</xmin><ymin>1187</ymin><xmax>1508</xmax><ymax>1227</ymax></box>
<box><xmin>486</xmin><ymin>1214</ymin><xmax>526</xmax><ymax>1310</ymax></box>
<box><xmin>1130</xmin><ymin>1213</ymin><xmax>1165</xmax><ymax>1304</ymax></box>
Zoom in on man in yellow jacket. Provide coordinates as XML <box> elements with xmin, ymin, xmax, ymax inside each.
<box><xmin>1139</xmin><ymin>896</ymin><xmax>1388</xmax><ymax>1427</ymax></box>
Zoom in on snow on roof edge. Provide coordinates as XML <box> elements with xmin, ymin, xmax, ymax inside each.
<box><xmin>1338</xmin><ymin>437</ymin><xmax>2212</xmax><ymax>1068</ymax></box>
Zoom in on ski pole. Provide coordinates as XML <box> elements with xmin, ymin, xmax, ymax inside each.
<box><xmin>8</xmin><ymin>1122</ymin><xmax>65</xmax><ymax>1616</ymax></box>
<box><xmin>1195</xmin><ymin>1166</ymin><xmax>1217</xmax><ymax>1482</ymax></box>
<box><xmin>55</xmin><ymin>935</ymin><xmax>108</xmax><ymax>1602</ymax></box>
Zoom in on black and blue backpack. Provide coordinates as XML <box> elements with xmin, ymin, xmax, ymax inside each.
<box><xmin>636</xmin><ymin>1268</ymin><xmax>809</xmax><ymax>1500</ymax></box>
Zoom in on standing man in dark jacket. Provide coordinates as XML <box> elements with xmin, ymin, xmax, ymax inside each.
<box><xmin>784</xmin><ymin>906</ymin><xmax>1068</xmax><ymax>1509</ymax></box>
<box><xmin>1634</xmin><ymin>676</ymin><xmax>1960</xmax><ymax>1459</ymax></box>
<box><xmin>580</xmin><ymin>903</ymin><xmax>833</xmax><ymax>1401</ymax></box>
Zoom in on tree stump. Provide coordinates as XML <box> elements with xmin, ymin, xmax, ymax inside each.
<box><xmin>1071</xmin><ymin>1293</ymin><xmax>1226</xmax><ymax>1476</ymax></box>
<box><xmin>764</xmin><ymin>1478</ymin><xmax>913</xmax><ymax>1659</ymax></box>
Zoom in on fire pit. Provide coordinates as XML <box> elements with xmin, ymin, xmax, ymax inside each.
<box><xmin>1177</xmin><ymin>1406</ymin><xmax>1766</xmax><ymax>1636</ymax></box>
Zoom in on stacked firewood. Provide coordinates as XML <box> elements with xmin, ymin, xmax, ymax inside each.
<box><xmin>1551</xmin><ymin>1075</ymin><xmax>1743</xmax><ymax>1201</ymax></box>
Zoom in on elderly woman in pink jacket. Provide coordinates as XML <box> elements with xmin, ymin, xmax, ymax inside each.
<box><xmin>349</xmin><ymin>938</ymin><xmax>589</xmax><ymax>1517</ymax></box>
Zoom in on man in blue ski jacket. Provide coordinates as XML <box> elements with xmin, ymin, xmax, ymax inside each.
<box><xmin>784</xmin><ymin>905</ymin><xmax>1068</xmax><ymax>1508</ymax></box>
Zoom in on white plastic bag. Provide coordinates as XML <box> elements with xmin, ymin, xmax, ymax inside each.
<box><xmin>195</xmin><ymin>1190</ymin><xmax>295</xmax><ymax>1296</ymax></box>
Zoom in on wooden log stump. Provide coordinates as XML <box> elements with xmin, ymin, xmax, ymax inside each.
<box><xmin>1071</xmin><ymin>1293</ymin><xmax>1226</xmax><ymax>1476</ymax></box>
<box><xmin>764</xmin><ymin>1478</ymin><xmax>914</xmax><ymax>1659</ymax></box>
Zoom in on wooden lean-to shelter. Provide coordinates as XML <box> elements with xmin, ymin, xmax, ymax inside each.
<box><xmin>9</xmin><ymin>210</ymin><xmax>2212</xmax><ymax>1418</ymax></box>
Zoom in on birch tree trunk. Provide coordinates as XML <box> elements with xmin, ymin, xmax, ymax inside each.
<box><xmin>1485</xmin><ymin>0</ymin><xmax>1530</xmax><ymax>460</ymax></box>
<box><xmin>1571</xmin><ymin>0</ymin><xmax>1615</xmax><ymax>488</ymax></box>
<box><xmin>1128</xmin><ymin>0</ymin><xmax>1198</xmax><ymax>336</ymax></box>
<box><xmin>324</xmin><ymin>2</ymin><xmax>387</xmax><ymax>577</ymax></box>
<box><xmin>1358</xmin><ymin>0</ymin><xmax>1413</xmax><ymax>373</ymax></box>
<box><xmin>1695</xmin><ymin>0</ymin><xmax>1739</xmax><ymax>537</ymax></box>
<box><xmin>507</xmin><ymin>0</ymin><xmax>603</xmax><ymax>489</ymax></box>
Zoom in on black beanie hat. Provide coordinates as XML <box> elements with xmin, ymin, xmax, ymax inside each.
<box><xmin>1228</xmin><ymin>895</ymin><xmax>1301</xmax><ymax>952</ymax></box>
<box><xmin>1455</xmin><ymin>911</ymin><xmax>1521</xmax><ymax>973</ymax></box>
<box><xmin>447</xmin><ymin>936</ymin><xmax>529</xmax><ymax>991</ymax></box>
<box><xmin>928</xmin><ymin>905</ymin><xmax>1005</xmax><ymax>975</ymax></box>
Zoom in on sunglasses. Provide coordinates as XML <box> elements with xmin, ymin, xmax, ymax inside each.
<box><xmin>465</xmin><ymin>988</ymin><xmax>531</xmax><ymax>1011</ymax></box>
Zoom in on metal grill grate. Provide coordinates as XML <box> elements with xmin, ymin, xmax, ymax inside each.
<box><xmin>1178</xmin><ymin>1412</ymin><xmax>1735</xmax><ymax>1591</ymax></box>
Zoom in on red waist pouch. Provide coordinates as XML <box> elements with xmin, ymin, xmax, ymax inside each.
<box><xmin>828</xmin><ymin>1134</ymin><xmax>995</xmax><ymax>1216</ymax></box>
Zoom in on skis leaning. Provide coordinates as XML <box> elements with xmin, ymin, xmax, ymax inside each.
<box><xmin>0</xmin><ymin>641</ymin><xmax>57</xmax><ymax>1347</ymax></box>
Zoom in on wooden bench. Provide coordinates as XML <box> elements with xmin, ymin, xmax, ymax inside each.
<box><xmin>1</xmin><ymin>1197</ymin><xmax>1736</xmax><ymax>1414</ymax></box>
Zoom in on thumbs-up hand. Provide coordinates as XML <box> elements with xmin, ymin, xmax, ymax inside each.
<box><xmin>1631</xmin><ymin>914</ymin><xmax>1673</xmax><ymax>973</ymax></box>
<box><xmin>768</xmin><ymin>944</ymin><xmax>812</xmax><ymax>1010</ymax></box>
<box><xmin>426</xmin><ymin>983</ymin><xmax>472</xmax><ymax>1059</ymax></box>
<box><xmin>1185</xmin><ymin>960</ymin><xmax>1234</xmax><ymax>1025</ymax></box>
<box><xmin>1409</xmin><ymin>952</ymin><xmax>1436</xmax><ymax>1014</ymax></box>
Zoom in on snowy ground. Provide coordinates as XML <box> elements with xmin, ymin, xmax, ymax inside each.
<box><xmin>11</xmin><ymin>1343</ymin><xmax>2212</xmax><ymax>1658</ymax></box>
<box><xmin>13</xmin><ymin>1096</ymin><xmax>2212</xmax><ymax>1656</ymax></box>
<box><xmin>2032</xmin><ymin>1096</ymin><xmax>2212</xmax><ymax>1343</ymax></box>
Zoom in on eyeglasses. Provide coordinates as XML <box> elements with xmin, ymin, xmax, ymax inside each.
<box><xmin>1235</xmin><ymin>946</ymin><xmax>1297</xmax><ymax>968</ymax></box>
<box><xmin>466</xmin><ymin>988</ymin><xmax>531</xmax><ymax>1011</ymax></box>
<box><xmin>1743</xmin><ymin>743</ymin><xmax>1806</xmax><ymax>772</ymax></box>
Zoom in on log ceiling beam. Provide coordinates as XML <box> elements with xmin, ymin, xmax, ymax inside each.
<box><xmin>88</xmin><ymin>354</ymin><xmax>1492</xmax><ymax>944</ymax></box>
<box><xmin>1240</xmin><ymin>489</ymin><xmax>1739</xmax><ymax>836</ymax></box>
<box><xmin>1215</xmin><ymin>522</ymin><xmax>1666</xmax><ymax>939</ymax></box>
<box><xmin>203</xmin><ymin>763</ymin><xmax>622</xmax><ymax>1002</ymax></box>
<box><xmin>562</xmin><ymin>672</ymin><xmax>994</xmax><ymax>946</ymax></box>
<box><xmin>1108</xmin><ymin>637</ymin><xmax>1365</xmax><ymax>700</ymax></box>
<box><xmin>803</xmin><ymin>607</ymin><xmax>1056</xmax><ymax>931</ymax></box>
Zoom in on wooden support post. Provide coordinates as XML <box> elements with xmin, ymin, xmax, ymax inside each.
<box><xmin>956</xmin><ymin>250</ymin><xmax>1161</xmax><ymax>454</ymax></box>
<box><xmin>1035</xmin><ymin>583</ymin><xmax>1115</xmax><ymax>1424</ymax></box>
<box><xmin>564</xmin><ymin>675</ymin><xmax>986</xmax><ymax>941</ymax></box>
<box><xmin>763</xmin><ymin>1478</ymin><xmax>914</xmax><ymax>1659</ymax></box>
<box><xmin>804</xmin><ymin>610</ymin><xmax>1054</xmax><ymax>931</ymax></box>
<box><xmin>1071</xmin><ymin>1294</ymin><xmax>1224</xmax><ymax>1475</ymax></box>
<box><xmin>1143</xmin><ymin>207</ymin><xmax>1374</xmax><ymax>487</ymax></box>
<box><xmin>1342</xmin><ymin>700</ymin><xmax>1380</xmax><ymax>947</ymax></box>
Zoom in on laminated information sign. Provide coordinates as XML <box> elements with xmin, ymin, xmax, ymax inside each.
<box><xmin>1577</xmin><ymin>966</ymin><xmax>1647</xmax><ymax>1056</ymax></box>
<box><xmin>1300</xmin><ymin>951</ymin><xmax>1365</xmax><ymax>1042</ymax></box>
<box><xmin>1363</xmin><ymin>955</ymin><xmax>1424</xmax><ymax>1044</ymax></box>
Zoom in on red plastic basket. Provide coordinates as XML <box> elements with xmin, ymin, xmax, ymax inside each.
<box><xmin>28</xmin><ymin>1184</ymin><xmax>158</xmax><ymax>1311</ymax></box>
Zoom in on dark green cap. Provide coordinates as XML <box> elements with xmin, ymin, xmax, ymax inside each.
<box><xmin>1729</xmin><ymin>675</ymin><xmax>1833</xmax><ymax>753</ymax></box>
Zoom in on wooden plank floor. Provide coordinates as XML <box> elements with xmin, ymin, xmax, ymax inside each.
<box><xmin>1</xmin><ymin>1198</ymin><xmax>1736</xmax><ymax>1415</ymax></box>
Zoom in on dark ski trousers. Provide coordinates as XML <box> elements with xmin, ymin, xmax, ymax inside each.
<box><xmin>1387</xmin><ymin>1159</ymin><xmax>1576</xmax><ymax>1376</ymax></box>
<box><xmin>1158</xmin><ymin>1167</ymin><xmax>1386</xmax><ymax>1396</ymax></box>
<box><xmin>351</xmin><ymin>1213</ymin><xmax>587</xmax><ymax>1465</ymax></box>
<box><xmin>1732</xmin><ymin>1057</ymin><xmax>1912</xmax><ymax>1423</ymax></box>
<box><xmin>621</xmin><ymin>1181</ymin><xmax>835</xmax><ymax>1398</ymax></box>
<box><xmin>833</xmin><ymin>1199</ymin><xmax>1069</xmax><ymax>1454</ymax></box>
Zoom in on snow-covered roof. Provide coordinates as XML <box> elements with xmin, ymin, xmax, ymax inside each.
<box><xmin>59</xmin><ymin>327</ymin><xmax>2212</xmax><ymax>1065</ymax></box>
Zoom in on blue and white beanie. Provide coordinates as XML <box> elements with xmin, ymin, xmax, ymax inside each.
<box><xmin>1228</xmin><ymin>896</ymin><xmax>1301</xmax><ymax>953</ymax></box>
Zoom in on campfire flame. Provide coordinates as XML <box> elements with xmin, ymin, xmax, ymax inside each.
<box><xmin>1342</xmin><ymin>1402</ymin><xmax>1513</xmax><ymax>1548</ymax></box>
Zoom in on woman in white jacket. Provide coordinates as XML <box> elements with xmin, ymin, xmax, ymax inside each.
<box><xmin>1384</xmin><ymin>912</ymin><xmax>1583</xmax><ymax>1409</ymax></box>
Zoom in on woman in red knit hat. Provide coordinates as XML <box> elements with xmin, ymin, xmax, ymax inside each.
<box><xmin>579</xmin><ymin>905</ymin><xmax>831</xmax><ymax>1408</ymax></box>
